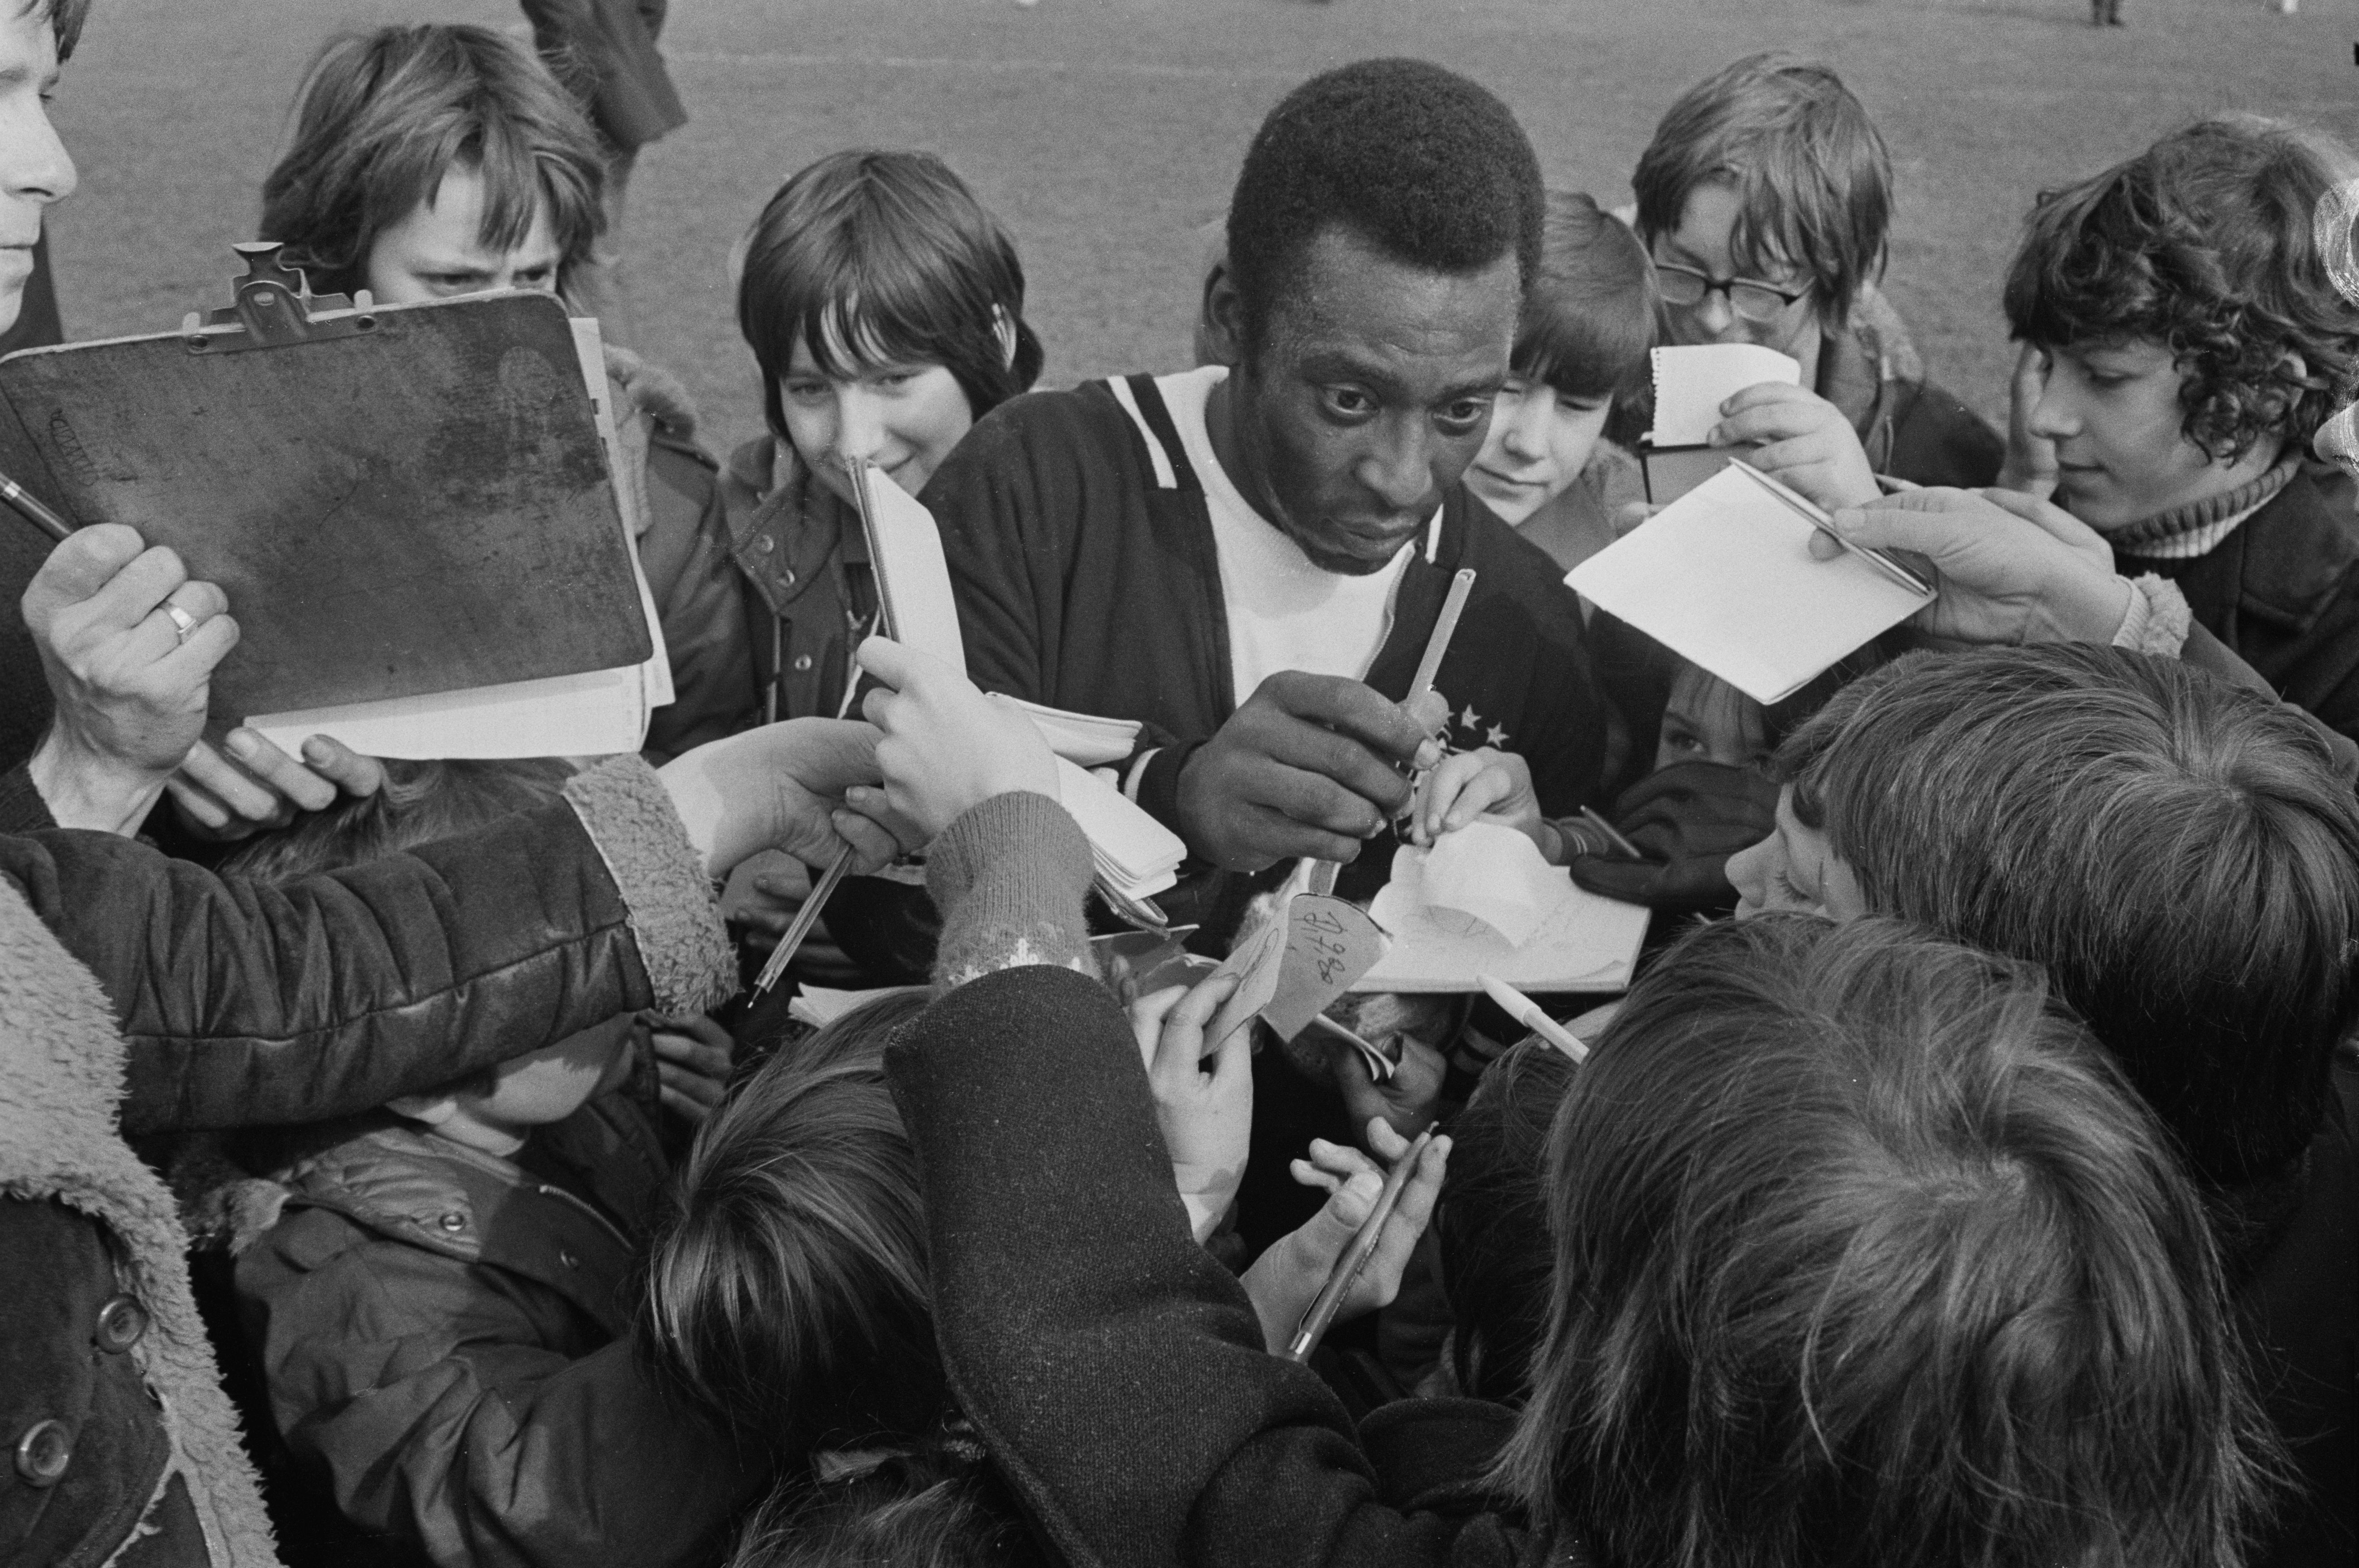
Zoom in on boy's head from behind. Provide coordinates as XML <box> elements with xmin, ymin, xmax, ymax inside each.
<box><xmin>1633</xmin><ymin>53</ymin><xmax>1889</xmax><ymax>357</ymax></box>
<box><xmin>260</xmin><ymin>22</ymin><xmax>606</xmax><ymax>306</ymax></box>
<box><xmin>1467</xmin><ymin>189</ymin><xmax>1658</xmax><ymax>527</ymax></box>
<box><xmin>2004</xmin><ymin>116</ymin><xmax>2359</xmax><ymax>531</ymax></box>
<box><xmin>645</xmin><ymin>991</ymin><xmax>942</xmax><ymax>1462</ymax></box>
<box><xmin>1495</xmin><ymin>914</ymin><xmax>2273</xmax><ymax>1568</ymax></box>
<box><xmin>1436</xmin><ymin>1037</ymin><xmax>1572</xmax><ymax>1405</ymax></box>
<box><xmin>1771</xmin><ymin>642</ymin><xmax>2359</xmax><ymax>1190</ymax></box>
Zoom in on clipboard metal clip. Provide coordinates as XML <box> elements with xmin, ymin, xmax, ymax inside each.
<box><xmin>185</xmin><ymin>242</ymin><xmax>380</xmax><ymax>355</ymax></box>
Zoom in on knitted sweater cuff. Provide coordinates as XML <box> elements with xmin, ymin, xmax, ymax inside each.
<box><xmin>2110</xmin><ymin>574</ymin><xmax>2195</xmax><ymax>658</ymax></box>
<box><xmin>925</xmin><ymin>790</ymin><xmax>1097</xmax><ymax>988</ymax></box>
<box><xmin>562</xmin><ymin>756</ymin><xmax>736</xmax><ymax>1014</ymax></box>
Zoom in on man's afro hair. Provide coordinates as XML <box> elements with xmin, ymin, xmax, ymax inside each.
<box><xmin>1226</xmin><ymin>58</ymin><xmax>1544</xmax><ymax>348</ymax></box>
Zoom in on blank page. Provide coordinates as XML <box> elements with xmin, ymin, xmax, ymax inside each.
<box><xmin>858</xmin><ymin>462</ymin><xmax>968</xmax><ymax>678</ymax></box>
<box><xmin>1566</xmin><ymin>464</ymin><xmax>1928</xmax><ymax>704</ymax></box>
<box><xmin>1648</xmin><ymin>343</ymin><xmax>1801</xmax><ymax>447</ymax></box>
<box><xmin>1357</xmin><ymin>844</ymin><xmax>1647</xmax><ymax>994</ymax></box>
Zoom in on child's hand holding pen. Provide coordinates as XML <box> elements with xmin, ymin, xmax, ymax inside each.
<box><xmin>1405</xmin><ymin>746</ymin><xmax>1544</xmax><ymax>852</ymax></box>
<box><xmin>1239</xmin><ymin>1118</ymin><xmax>1450</xmax><ymax>1357</ymax></box>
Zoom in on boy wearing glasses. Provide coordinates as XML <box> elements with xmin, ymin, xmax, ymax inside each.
<box><xmin>1626</xmin><ymin>53</ymin><xmax>2001</xmax><ymax>504</ymax></box>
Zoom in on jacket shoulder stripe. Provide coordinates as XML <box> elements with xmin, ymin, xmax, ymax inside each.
<box><xmin>1105</xmin><ymin>374</ymin><xmax>1203</xmax><ymax>495</ymax></box>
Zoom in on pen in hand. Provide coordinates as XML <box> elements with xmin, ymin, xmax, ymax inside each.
<box><xmin>1283</xmin><ymin>1126</ymin><xmax>1436</xmax><ymax>1362</ymax></box>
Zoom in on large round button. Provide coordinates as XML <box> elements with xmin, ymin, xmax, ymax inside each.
<box><xmin>14</xmin><ymin>1420</ymin><xmax>70</xmax><ymax>1487</ymax></box>
<box><xmin>95</xmin><ymin>1294</ymin><xmax>147</xmax><ymax>1354</ymax></box>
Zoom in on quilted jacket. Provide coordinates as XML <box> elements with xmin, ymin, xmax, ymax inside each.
<box><xmin>231</xmin><ymin>1097</ymin><xmax>759</xmax><ymax>1568</ymax></box>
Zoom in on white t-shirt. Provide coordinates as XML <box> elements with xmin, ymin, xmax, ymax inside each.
<box><xmin>1156</xmin><ymin>365</ymin><xmax>1421</xmax><ymax>710</ymax></box>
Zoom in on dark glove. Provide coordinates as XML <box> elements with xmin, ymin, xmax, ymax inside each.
<box><xmin>1566</xmin><ymin>760</ymin><xmax>1779</xmax><ymax>914</ymax></box>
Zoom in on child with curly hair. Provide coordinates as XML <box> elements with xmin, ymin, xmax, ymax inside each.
<box><xmin>2000</xmin><ymin>115</ymin><xmax>2359</xmax><ymax>740</ymax></box>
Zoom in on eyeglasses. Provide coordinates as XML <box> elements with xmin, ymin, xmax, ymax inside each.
<box><xmin>1653</xmin><ymin>261</ymin><xmax>1810</xmax><ymax>325</ymax></box>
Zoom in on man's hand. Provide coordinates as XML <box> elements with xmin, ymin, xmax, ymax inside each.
<box><xmin>1712</xmin><ymin>382</ymin><xmax>1881</xmax><ymax>511</ymax></box>
<box><xmin>655</xmin><ymin>716</ymin><xmax>904</xmax><ymax>880</ymax></box>
<box><xmin>855</xmin><ymin>636</ymin><xmax>1059</xmax><ymax>843</ymax></box>
<box><xmin>1996</xmin><ymin>343</ymin><xmax>2060</xmax><ymax>498</ymax></box>
<box><xmin>24</xmin><ymin>525</ymin><xmax>237</xmax><ymax>833</ymax></box>
<box><xmin>165</xmin><ymin>729</ymin><xmax>385</xmax><ymax>842</ymax></box>
<box><xmin>1237</xmin><ymin>1119</ymin><xmax>1450</xmax><ymax>1354</ymax></box>
<box><xmin>1818</xmin><ymin>487</ymin><xmax>2130</xmax><ymax>647</ymax></box>
<box><xmin>1177</xmin><ymin>672</ymin><xmax>1444</xmax><ymax>872</ymax></box>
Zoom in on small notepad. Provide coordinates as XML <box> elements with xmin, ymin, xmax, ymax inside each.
<box><xmin>984</xmin><ymin>694</ymin><xmax>1142</xmax><ymax>768</ymax></box>
<box><xmin>1358</xmin><ymin>843</ymin><xmax>1648</xmax><ymax>993</ymax></box>
<box><xmin>855</xmin><ymin>461</ymin><xmax>967</xmax><ymax>678</ymax></box>
<box><xmin>1055</xmin><ymin>756</ymin><xmax>1186</xmax><ymax>900</ymax></box>
<box><xmin>1566</xmin><ymin>464</ymin><xmax>1930</xmax><ymax>704</ymax></box>
<box><xmin>1647</xmin><ymin>344</ymin><xmax>1803</xmax><ymax>447</ymax></box>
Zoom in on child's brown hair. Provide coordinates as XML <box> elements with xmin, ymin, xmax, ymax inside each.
<box><xmin>2003</xmin><ymin>115</ymin><xmax>2359</xmax><ymax>464</ymax></box>
<box><xmin>259</xmin><ymin>23</ymin><xmax>607</xmax><ymax>301</ymax></box>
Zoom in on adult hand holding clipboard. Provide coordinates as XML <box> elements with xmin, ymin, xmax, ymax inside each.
<box><xmin>1812</xmin><ymin>486</ymin><xmax>2131</xmax><ymax>648</ymax></box>
<box><xmin>22</xmin><ymin>524</ymin><xmax>235</xmax><ymax>833</ymax></box>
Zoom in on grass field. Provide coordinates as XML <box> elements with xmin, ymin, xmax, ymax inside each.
<box><xmin>47</xmin><ymin>0</ymin><xmax>2359</xmax><ymax>463</ymax></box>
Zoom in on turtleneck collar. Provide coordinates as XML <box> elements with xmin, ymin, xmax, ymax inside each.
<box><xmin>2108</xmin><ymin>453</ymin><xmax>2301</xmax><ymax>559</ymax></box>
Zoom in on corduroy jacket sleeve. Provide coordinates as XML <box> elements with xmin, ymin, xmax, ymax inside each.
<box><xmin>889</xmin><ymin>968</ymin><xmax>1544</xmax><ymax>1568</ymax></box>
<box><xmin>0</xmin><ymin>757</ymin><xmax>733</xmax><ymax>1135</ymax></box>
<box><xmin>888</xmin><ymin>792</ymin><xmax>1544</xmax><ymax>1568</ymax></box>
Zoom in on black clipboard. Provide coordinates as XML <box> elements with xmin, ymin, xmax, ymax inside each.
<box><xmin>0</xmin><ymin>245</ymin><xmax>649</xmax><ymax>718</ymax></box>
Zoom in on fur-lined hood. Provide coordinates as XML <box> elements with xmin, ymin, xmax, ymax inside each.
<box><xmin>0</xmin><ymin>879</ymin><xmax>279</xmax><ymax>1567</ymax></box>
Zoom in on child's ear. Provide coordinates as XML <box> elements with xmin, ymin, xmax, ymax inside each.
<box><xmin>388</xmin><ymin>1093</ymin><xmax>459</xmax><ymax>1125</ymax></box>
<box><xmin>992</xmin><ymin>305</ymin><xmax>1019</xmax><ymax>370</ymax></box>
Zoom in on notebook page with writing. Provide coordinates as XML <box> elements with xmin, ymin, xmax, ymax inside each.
<box><xmin>1565</xmin><ymin>464</ymin><xmax>1929</xmax><ymax>704</ymax></box>
<box><xmin>1647</xmin><ymin>343</ymin><xmax>1802</xmax><ymax>447</ymax></box>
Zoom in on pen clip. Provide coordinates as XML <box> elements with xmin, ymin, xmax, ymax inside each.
<box><xmin>1727</xmin><ymin>459</ymin><xmax>1932</xmax><ymax>599</ymax></box>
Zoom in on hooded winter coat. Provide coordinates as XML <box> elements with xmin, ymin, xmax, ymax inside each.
<box><xmin>229</xmin><ymin>1094</ymin><xmax>760</xmax><ymax>1568</ymax></box>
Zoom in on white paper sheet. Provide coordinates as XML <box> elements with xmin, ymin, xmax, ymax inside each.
<box><xmin>788</xmin><ymin>983</ymin><xmax>926</xmax><ymax>1029</ymax></box>
<box><xmin>246</xmin><ymin>663</ymin><xmax>651</xmax><ymax>759</ymax></box>
<box><xmin>1565</xmin><ymin>464</ymin><xmax>1930</xmax><ymax>704</ymax></box>
<box><xmin>1419</xmin><ymin>821</ymin><xmax>1568</xmax><ymax>948</ymax></box>
<box><xmin>857</xmin><ymin>461</ymin><xmax>967</xmax><ymax>678</ymax></box>
<box><xmin>985</xmin><ymin>694</ymin><xmax>1142</xmax><ymax>767</ymax></box>
<box><xmin>1055</xmin><ymin>755</ymin><xmax>1185</xmax><ymax>898</ymax></box>
<box><xmin>1357</xmin><ymin>843</ymin><xmax>1648</xmax><ymax>993</ymax></box>
<box><xmin>1647</xmin><ymin>343</ymin><xmax>1802</xmax><ymax>447</ymax></box>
